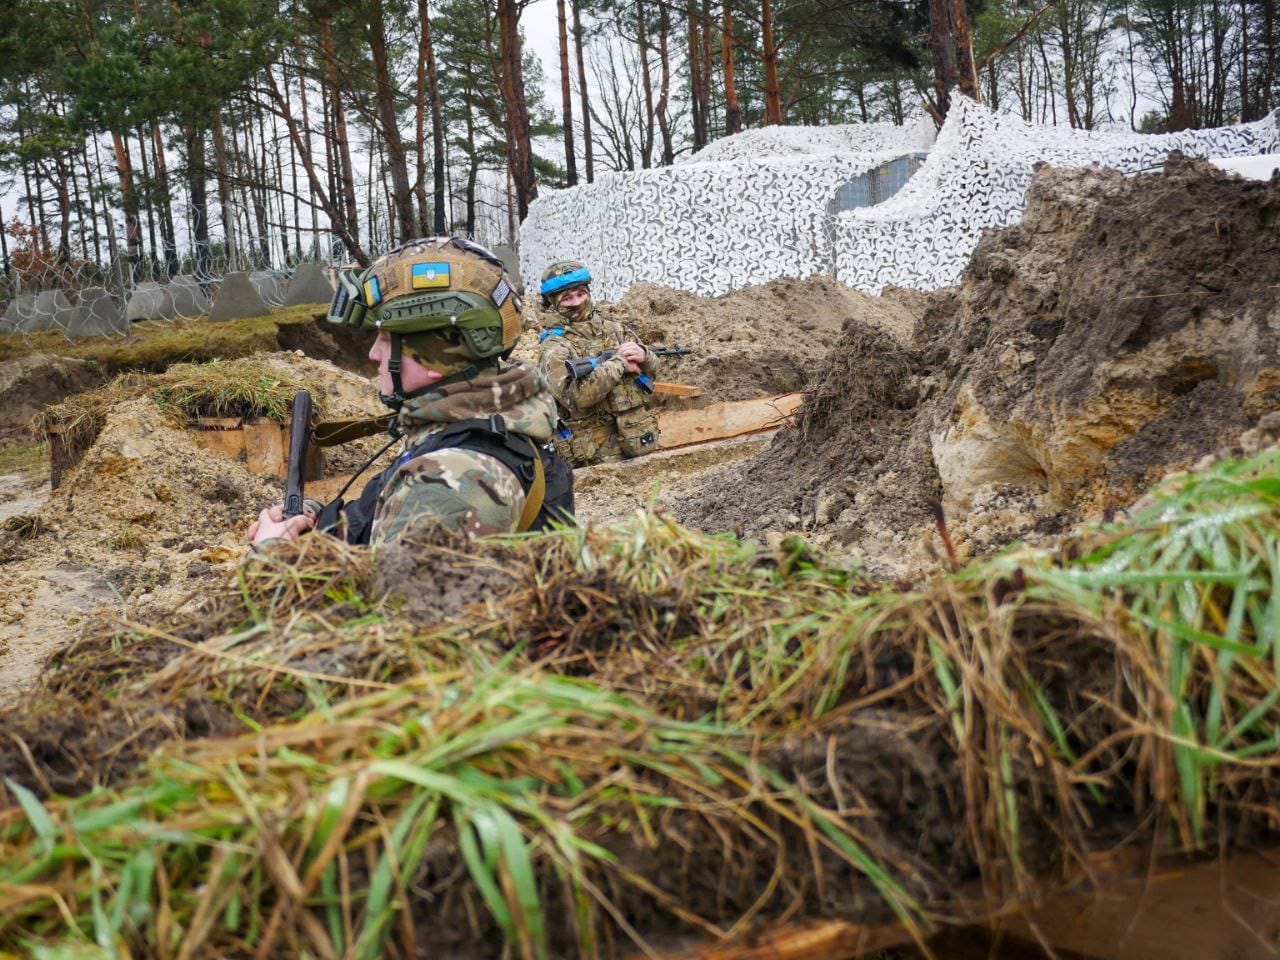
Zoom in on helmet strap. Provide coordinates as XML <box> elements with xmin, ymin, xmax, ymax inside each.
<box><xmin>378</xmin><ymin>332</ymin><xmax>480</xmax><ymax>410</ymax></box>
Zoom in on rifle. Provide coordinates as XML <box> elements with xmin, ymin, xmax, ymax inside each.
<box><xmin>283</xmin><ymin>390</ymin><xmax>314</xmax><ymax>519</ymax></box>
<box><xmin>562</xmin><ymin>345</ymin><xmax>693</xmax><ymax>393</ymax></box>
<box><xmin>564</xmin><ymin>350</ymin><xmax>655</xmax><ymax>393</ymax></box>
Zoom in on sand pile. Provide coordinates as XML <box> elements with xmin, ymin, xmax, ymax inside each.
<box><xmin>677</xmin><ymin>156</ymin><xmax>1280</xmax><ymax>577</ymax></box>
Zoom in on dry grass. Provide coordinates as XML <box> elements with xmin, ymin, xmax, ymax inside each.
<box><xmin>0</xmin><ymin>305</ymin><xmax>324</xmax><ymax>372</ymax></box>
<box><xmin>0</xmin><ymin>452</ymin><xmax>1277</xmax><ymax>957</ymax></box>
<box><xmin>31</xmin><ymin>355</ymin><xmax>331</xmax><ymax>472</ymax></box>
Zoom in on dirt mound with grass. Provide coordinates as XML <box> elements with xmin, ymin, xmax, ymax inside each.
<box><xmin>677</xmin><ymin>156</ymin><xmax>1280</xmax><ymax>577</ymax></box>
<box><xmin>1</xmin><ymin>454</ymin><xmax>1277</xmax><ymax>957</ymax></box>
<box><xmin>0</xmin><ymin>353</ymin><xmax>104</xmax><ymax>429</ymax></box>
<box><xmin>0</xmin><ymin>352</ymin><xmax>382</xmax><ymax>695</ymax></box>
<box><xmin>515</xmin><ymin>276</ymin><xmax>923</xmax><ymax>405</ymax></box>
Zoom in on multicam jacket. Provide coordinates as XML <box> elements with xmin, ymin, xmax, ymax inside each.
<box><xmin>370</xmin><ymin>361</ymin><xmax>559</xmax><ymax>544</ymax></box>
<box><xmin>536</xmin><ymin>313</ymin><xmax>661</xmax><ymax>465</ymax></box>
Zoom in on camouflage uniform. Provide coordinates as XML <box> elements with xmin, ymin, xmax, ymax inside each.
<box><xmin>371</xmin><ymin>362</ymin><xmax>559</xmax><ymax>544</ymax></box>
<box><xmin>538</xmin><ymin>315</ymin><xmax>662</xmax><ymax>465</ymax></box>
<box><xmin>316</xmin><ymin>236</ymin><xmax>572</xmax><ymax>546</ymax></box>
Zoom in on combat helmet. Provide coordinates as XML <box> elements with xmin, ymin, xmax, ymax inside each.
<box><xmin>539</xmin><ymin>260</ymin><xmax>591</xmax><ymax>309</ymax></box>
<box><xmin>327</xmin><ymin>236</ymin><xmax>522</xmax><ymax>409</ymax></box>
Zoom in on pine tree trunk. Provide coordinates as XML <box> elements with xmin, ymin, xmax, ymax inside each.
<box><xmin>637</xmin><ymin>0</ymin><xmax>656</xmax><ymax>168</ymax></box>
<box><xmin>687</xmin><ymin>0</ymin><xmax>706</xmax><ymax>150</ymax></box>
<box><xmin>111</xmin><ymin>129</ymin><xmax>143</xmax><ymax>278</ymax></box>
<box><xmin>498</xmin><ymin>0</ymin><xmax>538</xmax><ymax>220</ymax></box>
<box><xmin>184</xmin><ymin>126</ymin><xmax>211</xmax><ymax>278</ymax></box>
<box><xmin>950</xmin><ymin>0</ymin><xmax>980</xmax><ymax>102</ymax></box>
<box><xmin>656</xmin><ymin>3</ymin><xmax>674</xmax><ymax>162</ymax></box>
<box><xmin>761</xmin><ymin>0</ymin><xmax>783</xmax><ymax>123</ymax></box>
<box><xmin>700</xmin><ymin>0</ymin><xmax>714</xmax><ymax>136</ymax></box>
<box><xmin>927</xmin><ymin>0</ymin><xmax>954</xmax><ymax>117</ymax></box>
<box><xmin>367</xmin><ymin>0</ymin><xmax>416</xmax><ymax>244</ymax></box>
<box><xmin>82</xmin><ymin>143</ymin><xmax>102</xmax><ymax>264</ymax></box>
<box><xmin>266</xmin><ymin>72</ymin><xmax>367</xmax><ymax>264</ymax></box>
<box><xmin>424</xmin><ymin>0</ymin><xmax>447</xmax><ymax>233</ymax></box>
<box><xmin>294</xmin><ymin>33</ymin><xmax>320</xmax><ymax>254</ymax></box>
<box><xmin>557</xmin><ymin>0</ymin><xmax>578</xmax><ymax>185</ymax></box>
<box><xmin>150</xmin><ymin>124</ymin><xmax>178</xmax><ymax>276</ymax></box>
<box><xmin>320</xmin><ymin>16</ymin><xmax>360</xmax><ymax>249</ymax></box>
<box><xmin>136</xmin><ymin>124</ymin><xmax>160</xmax><ymax>270</ymax></box>
<box><xmin>464</xmin><ymin>88</ymin><xmax>478</xmax><ymax>236</ymax></box>
<box><xmin>573</xmin><ymin>0</ymin><xmax>594</xmax><ymax>182</ymax></box>
<box><xmin>414</xmin><ymin>0</ymin><xmax>432</xmax><ymax>233</ymax></box>
<box><xmin>722</xmin><ymin>1</ymin><xmax>742</xmax><ymax>134</ymax></box>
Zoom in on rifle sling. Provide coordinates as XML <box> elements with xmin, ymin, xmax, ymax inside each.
<box><xmin>515</xmin><ymin>436</ymin><xmax>546</xmax><ymax>533</ymax></box>
<box><xmin>311</xmin><ymin>414</ymin><xmax>397</xmax><ymax>447</ymax></box>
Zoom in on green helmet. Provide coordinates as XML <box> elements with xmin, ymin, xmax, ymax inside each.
<box><xmin>328</xmin><ymin>237</ymin><xmax>523</xmax><ymax>407</ymax></box>
<box><xmin>539</xmin><ymin>260</ymin><xmax>591</xmax><ymax>309</ymax></box>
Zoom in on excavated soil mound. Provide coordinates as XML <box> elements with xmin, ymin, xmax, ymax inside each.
<box><xmin>0</xmin><ymin>352</ymin><xmax>383</xmax><ymax>695</ymax></box>
<box><xmin>678</xmin><ymin>156</ymin><xmax>1280</xmax><ymax>577</ymax></box>
<box><xmin>0</xmin><ymin>353</ymin><xmax>103</xmax><ymax>429</ymax></box>
<box><xmin>517</xmin><ymin>276</ymin><xmax>922</xmax><ymax>405</ymax></box>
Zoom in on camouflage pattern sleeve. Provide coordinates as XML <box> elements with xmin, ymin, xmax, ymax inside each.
<box><xmin>639</xmin><ymin>345</ymin><xmax>662</xmax><ymax>379</ymax></box>
<box><xmin>371</xmin><ymin>449</ymin><xmax>526</xmax><ymax>545</ymax></box>
<box><xmin>537</xmin><ymin>336</ymin><xmax>626</xmax><ymax>415</ymax></box>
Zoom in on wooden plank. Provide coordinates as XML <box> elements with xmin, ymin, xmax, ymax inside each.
<box><xmin>653</xmin><ymin>381</ymin><xmax>704</xmax><ymax>397</ymax></box>
<box><xmin>1001</xmin><ymin>848</ymin><xmax>1280</xmax><ymax>960</ymax></box>
<box><xmin>658</xmin><ymin>393</ymin><xmax>803</xmax><ymax>450</ymax></box>
<box><xmin>644</xmin><ymin>848</ymin><xmax>1280</xmax><ymax>960</ymax></box>
<box><xmin>242</xmin><ymin>418</ymin><xmax>322</xmax><ymax>481</ymax></box>
<box><xmin>190</xmin><ymin>427</ymin><xmax>247</xmax><ymax>462</ymax></box>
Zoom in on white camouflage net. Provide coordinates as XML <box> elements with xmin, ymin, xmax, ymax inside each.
<box><xmin>521</xmin><ymin>98</ymin><xmax>1280</xmax><ymax>301</ymax></box>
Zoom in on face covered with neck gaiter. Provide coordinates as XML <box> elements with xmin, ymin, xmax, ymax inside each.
<box><xmin>554</xmin><ymin>286</ymin><xmax>593</xmax><ymax>324</ymax></box>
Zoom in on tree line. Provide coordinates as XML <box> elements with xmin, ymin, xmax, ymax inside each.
<box><xmin>0</xmin><ymin>0</ymin><xmax>1275</xmax><ymax>287</ymax></box>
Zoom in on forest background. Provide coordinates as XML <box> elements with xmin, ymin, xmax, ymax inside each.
<box><xmin>0</xmin><ymin>0</ymin><xmax>1276</xmax><ymax>292</ymax></box>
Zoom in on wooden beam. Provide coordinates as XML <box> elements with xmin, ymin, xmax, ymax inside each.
<box><xmin>642</xmin><ymin>847</ymin><xmax>1280</xmax><ymax>960</ymax></box>
<box><xmin>653</xmin><ymin>381</ymin><xmax>703</xmax><ymax>397</ymax></box>
<box><xmin>658</xmin><ymin>393</ymin><xmax>803</xmax><ymax>449</ymax></box>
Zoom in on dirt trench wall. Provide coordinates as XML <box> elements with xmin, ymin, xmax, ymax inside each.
<box><xmin>676</xmin><ymin>157</ymin><xmax>1280</xmax><ymax>576</ymax></box>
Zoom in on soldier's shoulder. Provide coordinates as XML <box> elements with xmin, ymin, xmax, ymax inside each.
<box><xmin>377</xmin><ymin>447</ymin><xmax>526</xmax><ymax>541</ymax></box>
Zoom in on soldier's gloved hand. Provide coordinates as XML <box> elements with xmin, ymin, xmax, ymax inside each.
<box><xmin>616</xmin><ymin>341</ymin><xmax>646</xmax><ymax>374</ymax></box>
<box><xmin>248</xmin><ymin>502</ymin><xmax>316</xmax><ymax>545</ymax></box>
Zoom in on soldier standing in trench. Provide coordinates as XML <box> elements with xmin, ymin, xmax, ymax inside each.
<box><xmin>536</xmin><ymin>261</ymin><xmax>663</xmax><ymax>467</ymax></box>
<box><xmin>249</xmin><ymin>237</ymin><xmax>573</xmax><ymax>547</ymax></box>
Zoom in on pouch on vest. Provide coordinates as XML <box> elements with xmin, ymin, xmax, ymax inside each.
<box><xmin>615</xmin><ymin>406</ymin><xmax>659</xmax><ymax>458</ymax></box>
<box><xmin>605</xmin><ymin>377</ymin><xmax>648</xmax><ymax>414</ymax></box>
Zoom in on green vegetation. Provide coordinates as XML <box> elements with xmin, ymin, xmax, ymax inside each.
<box><xmin>0</xmin><ymin>306</ymin><xmax>324</xmax><ymax>373</ymax></box>
<box><xmin>0</xmin><ymin>440</ymin><xmax>48</xmax><ymax>482</ymax></box>
<box><xmin>1</xmin><ymin>452</ymin><xmax>1277</xmax><ymax>957</ymax></box>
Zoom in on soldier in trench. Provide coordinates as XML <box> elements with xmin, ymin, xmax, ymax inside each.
<box><xmin>536</xmin><ymin>261</ymin><xmax>663</xmax><ymax>467</ymax></box>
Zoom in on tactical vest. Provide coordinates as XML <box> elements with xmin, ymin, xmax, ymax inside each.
<box><xmin>319</xmin><ymin>415</ymin><xmax>574</xmax><ymax>545</ymax></box>
<box><xmin>548</xmin><ymin>323</ymin><xmax>660</xmax><ymax>464</ymax></box>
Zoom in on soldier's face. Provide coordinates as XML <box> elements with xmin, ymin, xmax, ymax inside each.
<box><xmin>369</xmin><ymin>332</ymin><xmax>444</xmax><ymax>395</ymax></box>
<box><xmin>557</xmin><ymin>286</ymin><xmax>588</xmax><ymax>310</ymax></box>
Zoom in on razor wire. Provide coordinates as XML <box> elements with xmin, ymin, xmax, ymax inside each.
<box><xmin>0</xmin><ymin>228</ymin><xmax>347</xmax><ymax>345</ymax></box>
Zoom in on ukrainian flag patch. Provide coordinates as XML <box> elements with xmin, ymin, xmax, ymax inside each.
<box><xmin>363</xmin><ymin>276</ymin><xmax>382</xmax><ymax>306</ymax></box>
<box><xmin>411</xmin><ymin>261</ymin><xmax>451</xmax><ymax>289</ymax></box>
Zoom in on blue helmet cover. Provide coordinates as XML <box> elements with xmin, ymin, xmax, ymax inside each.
<box><xmin>540</xmin><ymin>266</ymin><xmax>592</xmax><ymax>298</ymax></box>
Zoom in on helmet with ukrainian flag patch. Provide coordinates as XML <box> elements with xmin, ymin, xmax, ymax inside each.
<box><xmin>539</xmin><ymin>260</ymin><xmax>591</xmax><ymax>308</ymax></box>
<box><xmin>327</xmin><ymin>236</ymin><xmax>523</xmax><ymax>364</ymax></box>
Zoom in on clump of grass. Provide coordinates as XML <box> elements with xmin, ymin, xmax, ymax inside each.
<box><xmin>98</xmin><ymin>527</ymin><xmax>146</xmax><ymax>552</ymax></box>
<box><xmin>32</xmin><ymin>355</ymin><xmax>329</xmax><ymax>475</ymax></box>
<box><xmin>0</xmin><ymin>452</ymin><xmax>1277</xmax><ymax>958</ymax></box>
<box><xmin>149</xmin><ymin>357</ymin><xmax>311</xmax><ymax>423</ymax></box>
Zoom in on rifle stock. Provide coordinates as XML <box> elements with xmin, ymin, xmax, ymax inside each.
<box><xmin>283</xmin><ymin>390</ymin><xmax>314</xmax><ymax>519</ymax></box>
